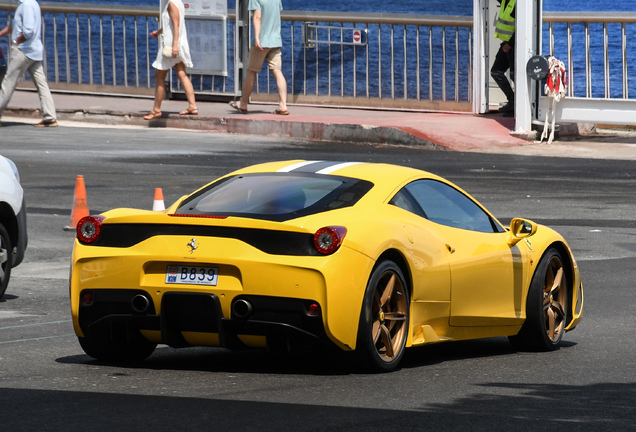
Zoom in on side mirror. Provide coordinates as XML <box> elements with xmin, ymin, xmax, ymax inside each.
<box><xmin>508</xmin><ymin>218</ymin><xmax>537</xmax><ymax>246</ymax></box>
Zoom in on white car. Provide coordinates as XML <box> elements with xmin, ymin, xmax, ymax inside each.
<box><xmin>0</xmin><ymin>155</ymin><xmax>28</xmax><ymax>299</ymax></box>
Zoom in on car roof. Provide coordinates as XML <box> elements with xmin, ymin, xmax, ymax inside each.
<box><xmin>223</xmin><ymin>161</ymin><xmax>495</xmax><ymax>220</ymax></box>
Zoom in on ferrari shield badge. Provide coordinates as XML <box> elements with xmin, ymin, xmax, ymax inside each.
<box><xmin>187</xmin><ymin>238</ymin><xmax>199</xmax><ymax>254</ymax></box>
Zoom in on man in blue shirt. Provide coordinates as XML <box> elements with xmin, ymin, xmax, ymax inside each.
<box><xmin>0</xmin><ymin>0</ymin><xmax>57</xmax><ymax>127</ymax></box>
<box><xmin>230</xmin><ymin>0</ymin><xmax>289</xmax><ymax>115</ymax></box>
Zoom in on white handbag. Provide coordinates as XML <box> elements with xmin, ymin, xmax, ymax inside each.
<box><xmin>162</xmin><ymin>35</ymin><xmax>173</xmax><ymax>58</ymax></box>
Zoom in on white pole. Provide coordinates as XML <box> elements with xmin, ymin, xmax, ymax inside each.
<box><xmin>472</xmin><ymin>0</ymin><xmax>489</xmax><ymax>114</ymax></box>
<box><xmin>512</xmin><ymin>0</ymin><xmax>539</xmax><ymax>138</ymax></box>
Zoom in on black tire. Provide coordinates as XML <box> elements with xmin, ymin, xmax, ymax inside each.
<box><xmin>78</xmin><ymin>324</ymin><xmax>157</xmax><ymax>362</ymax></box>
<box><xmin>509</xmin><ymin>247</ymin><xmax>568</xmax><ymax>351</ymax></box>
<box><xmin>0</xmin><ymin>222</ymin><xmax>13</xmax><ymax>299</ymax></box>
<box><xmin>356</xmin><ymin>260</ymin><xmax>410</xmax><ymax>373</ymax></box>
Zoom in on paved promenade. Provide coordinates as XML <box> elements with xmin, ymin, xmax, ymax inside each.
<box><xmin>3</xmin><ymin>90</ymin><xmax>636</xmax><ymax>160</ymax></box>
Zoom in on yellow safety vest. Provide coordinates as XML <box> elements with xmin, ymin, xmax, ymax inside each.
<box><xmin>495</xmin><ymin>0</ymin><xmax>516</xmax><ymax>42</ymax></box>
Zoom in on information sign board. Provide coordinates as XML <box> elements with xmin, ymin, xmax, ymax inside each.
<box><xmin>161</xmin><ymin>0</ymin><xmax>229</xmax><ymax>77</ymax></box>
<box><xmin>183</xmin><ymin>0</ymin><xmax>228</xmax><ymax>17</ymax></box>
<box><xmin>186</xmin><ymin>16</ymin><xmax>228</xmax><ymax>76</ymax></box>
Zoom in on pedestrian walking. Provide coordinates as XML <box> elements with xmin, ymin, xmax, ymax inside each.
<box><xmin>143</xmin><ymin>0</ymin><xmax>197</xmax><ymax>120</ymax></box>
<box><xmin>0</xmin><ymin>24</ymin><xmax>9</xmax><ymax>84</ymax></box>
<box><xmin>491</xmin><ymin>0</ymin><xmax>516</xmax><ymax>117</ymax></box>
<box><xmin>0</xmin><ymin>0</ymin><xmax>58</xmax><ymax>127</ymax></box>
<box><xmin>230</xmin><ymin>0</ymin><xmax>289</xmax><ymax>115</ymax></box>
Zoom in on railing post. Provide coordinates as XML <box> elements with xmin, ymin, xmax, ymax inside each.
<box><xmin>302</xmin><ymin>22</ymin><xmax>315</xmax><ymax>49</ymax></box>
<box><xmin>235</xmin><ymin>0</ymin><xmax>250</xmax><ymax>97</ymax></box>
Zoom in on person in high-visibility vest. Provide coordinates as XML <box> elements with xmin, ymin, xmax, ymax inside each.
<box><xmin>491</xmin><ymin>0</ymin><xmax>516</xmax><ymax>116</ymax></box>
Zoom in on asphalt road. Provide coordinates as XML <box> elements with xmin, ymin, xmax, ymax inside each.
<box><xmin>1</xmin><ymin>122</ymin><xmax>635</xmax><ymax>431</ymax></box>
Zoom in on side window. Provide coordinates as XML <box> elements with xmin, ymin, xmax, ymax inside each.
<box><xmin>389</xmin><ymin>189</ymin><xmax>425</xmax><ymax>217</ymax></box>
<box><xmin>401</xmin><ymin>180</ymin><xmax>500</xmax><ymax>233</ymax></box>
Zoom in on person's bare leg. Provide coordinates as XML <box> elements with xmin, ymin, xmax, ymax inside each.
<box><xmin>271</xmin><ymin>69</ymin><xmax>288</xmax><ymax>112</ymax></box>
<box><xmin>238</xmin><ymin>70</ymin><xmax>258</xmax><ymax>111</ymax></box>
<box><xmin>175</xmin><ymin>62</ymin><xmax>197</xmax><ymax>113</ymax></box>
<box><xmin>145</xmin><ymin>69</ymin><xmax>168</xmax><ymax>119</ymax></box>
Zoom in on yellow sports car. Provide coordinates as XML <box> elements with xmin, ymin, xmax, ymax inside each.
<box><xmin>70</xmin><ymin>160</ymin><xmax>583</xmax><ymax>372</ymax></box>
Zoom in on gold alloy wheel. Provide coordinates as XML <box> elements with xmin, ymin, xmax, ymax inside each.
<box><xmin>371</xmin><ymin>272</ymin><xmax>408</xmax><ymax>362</ymax></box>
<box><xmin>543</xmin><ymin>255</ymin><xmax>566</xmax><ymax>343</ymax></box>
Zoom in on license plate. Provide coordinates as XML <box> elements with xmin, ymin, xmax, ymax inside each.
<box><xmin>165</xmin><ymin>265</ymin><xmax>219</xmax><ymax>286</ymax></box>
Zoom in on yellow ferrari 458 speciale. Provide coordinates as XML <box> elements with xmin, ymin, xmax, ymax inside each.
<box><xmin>70</xmin><ymin>160</ymin><xmax>583</xmax><ymax>372</ymax></box>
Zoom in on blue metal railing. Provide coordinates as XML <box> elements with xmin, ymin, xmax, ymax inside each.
<box><xmin>543</xmin><ymin>12</ymin><xmax>636</xmax><ymax>100</ymax></box>
<box><xmin>1</xmin><ymin>2</ymin><xmax>634</xmax><ymax>111</ymax></box>
<box><xmin>0</xmin><ymin>1</ymin><xmax>473</xmax><ymax>111</ymax></box>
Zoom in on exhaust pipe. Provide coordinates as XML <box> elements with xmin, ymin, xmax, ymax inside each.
<box><xmin>131</xmin><ymin>294</ymin><xmax>150</xmax><ymax>313</ymax></box>
<box><xmin>232</xmin><ymin>299</ymin><xmax>253</xmax><ymax>319</ymax></box>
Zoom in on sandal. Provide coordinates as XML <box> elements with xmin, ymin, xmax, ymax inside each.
<box><xmin>229</xmin><ymin>101</ymin><xmax>247</xmax><ymax>114</ymax></box>
<box><xmin>143</xmin><ymin>111</ymin><xmax>162</xmax><ymax>120</ymax></box>
<box><xmin>273</xmin><ymin>109</ymin><xmax>290</xmax><ymax>116</ymax></box>
<box><xmin>179</xmin><ymin>107</ymin><xmax>199</xmax><ymax>115</ymax></box>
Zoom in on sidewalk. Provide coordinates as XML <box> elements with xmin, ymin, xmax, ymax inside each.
<box><xmin>4</xmin><ymin>90</ymin><xmax>636</xmax><ymax>160</ymax></box>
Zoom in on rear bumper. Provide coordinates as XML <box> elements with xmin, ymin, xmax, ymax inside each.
<box><xmin>78</xmin><ymin>289</ymin><xmax>329</xmax><ymax>350</ymax></box>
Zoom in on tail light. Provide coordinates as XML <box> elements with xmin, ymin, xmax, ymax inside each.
<box><xmin>313</xmin><ymin>226</ymin><xmax>347</xmax><ymax>255</ymax></box>
<box><xmin>307</xmin><ymin>303</ymin><xmax>321</xmax><ymax>317</ymax></box>
<box><xmin>81</xmin><ymin>291</ymin><xmax>94</xmax><ymax>306</ymax></box>
<box><xmin>77</xmin><ymin>215</ymin><xmax>105</xmax><ymax>244</ymax></box>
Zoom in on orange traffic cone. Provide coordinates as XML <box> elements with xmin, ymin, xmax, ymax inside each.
<box><xmin>152</xmin><ymin>187</ymin><xmax>165</xmax><ymax>211</ymax></box>
<box><xmin>64</xmin><ymin>175</ymin><xmax>89</xmax><ymax>231</ymax></box>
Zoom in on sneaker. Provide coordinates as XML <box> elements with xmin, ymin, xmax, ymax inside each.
<box><xmin>34</xmin><ymin>120</ymin><xmax>58</xmax><ymax>127</ymax></box>
<box><xmin>498</xmin><ymin>101</ymin><xmax>514</xmax><ymax>113</ymax></box>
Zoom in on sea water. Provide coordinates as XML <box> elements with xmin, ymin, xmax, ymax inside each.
<box><xmin>28</xmin><ymin>0</ymin><xmax>632</xmax><ymax>13</ymax></box>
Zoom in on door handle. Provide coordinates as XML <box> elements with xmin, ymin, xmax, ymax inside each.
<box><xmin>446</xmin><ymin>244</ymin><xmax>455</xmax><ymax>254</ymax></box>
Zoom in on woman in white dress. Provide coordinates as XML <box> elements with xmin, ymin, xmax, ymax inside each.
<box><xmin>144</xmin><ymin>0</ymin><xmax>198</xmax><ymax>120</ymax></box>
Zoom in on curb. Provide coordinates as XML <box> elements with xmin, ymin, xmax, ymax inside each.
<box><xmin>5</xmin><ymin>106</ymin><xmax>444</xmax><ymax>150</ymax></box>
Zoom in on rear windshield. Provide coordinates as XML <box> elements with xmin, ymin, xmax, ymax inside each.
<box><xmin>176</xmin><ymin>173</ymin><xmax>373</xmax><ymax>221</ymax></box>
